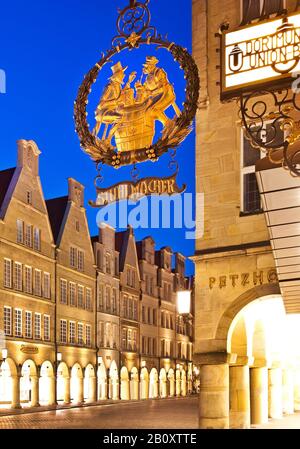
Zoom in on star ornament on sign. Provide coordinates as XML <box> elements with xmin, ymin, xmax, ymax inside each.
<box><xmin>74</xmin><ymin>0</ymin><xmax>200</xmax><ymax>206</ymax></box>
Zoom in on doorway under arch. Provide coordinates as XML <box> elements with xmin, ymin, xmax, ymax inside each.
<box><xmin>84</xmin><ymin>364</ymin><xmax>96</xmax><ymax>403</ymax></box>
<box><xmin>20</xmin><ymin>359</ymin><xmax>39</xmax><ymax>408</ymax></box>
<box><xmin>57</xmin><ymin>362</ymin><xmax>70</xmax><ymax>404</ymax></box>
<box><xmin>39</xmin><ymin>361</ymin><xmax>55</xmax><ymax>406</ymax></box>
<box><xmin>140</xmin><ymin>367</ymin><xmax>149</xmax><ymax>400</ymax></box>
<box><xmin>0</xmin><ymin>358</ymin><xmax>18</xmax><ymax>408</ymax></box>
<box><xmin>97</xmin><ymin>363</ymin><xmax>107</xmax><ymax>400</ymax></box>
<box><xmin>149</xmin><ymin>368</ymin><xmax>158</xmax><ymax>399</ymax></box>
<box><xmin>159</xmin><ymin>368</ymin><xmax>167</xmax><ymax>398</ymax></box>
<box><xmin>109</xmin><ymin>361</ymin><xmax>119</xmax><ymax>400</ymax></box>
<box><xmin>120</xmin><ymin>366</ymin><xmax>130</xmax><ymax>400</ymax></box>
<box><xmin>168</xmin><ymin>368</ymin><xmax>175</xmax><ymax>397</ymax></box>
<box><xmin>130</xmin><ymin>367</ymin><xmax>139</xmax><ymax>400</ymax></box>
<box><xmin>70</xmin><ymin>363</ymin><xmax>84</xmax><ymax>404</ymax></box>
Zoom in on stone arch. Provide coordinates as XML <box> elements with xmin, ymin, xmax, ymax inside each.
<box><xmin>57</xmin><ymin>362</ymin><xmax>70</xmax><ymax>404</ymax></box>
<box><xmin>84</xmin><ymin>364</ymin><xmax>96</xmax><ymax>403</ymax></box>
<box><xmin>168</xmin><ymin>368</ymin><xmax>175</xmax><ymax>397</ymax></box>
<box><xmin>149</xmin><ymin>368</ymin><xmax>158</xmax><ymax>399</ymax></box>
<box><xmin>109</xmin><ymin>360</ymin><xmax>119</xmax><ymax>400</ymax></box>
<box><xmin>140</xmin><ymin>367</ymin><xmax>149</xmax><ymax>400</ymax></box>
<box><xmin>0</xmin><ymin>358</ymin><xmax>18</xmax><ymax>408</ymax></box>
<box><xmin>159</xmin><ymin>368</ymin><xmax>167</xmax><ymax>398</ymax></box>
<box><xmin>20</xmin><ymin>359</ymin><xmax>38</xmax><ymax>407</ymax></box>
<box><xmin>120</xmin><ymin>366</ymin><xmax>130</xmax><ymax>400</ymax></box>
<box><xmin>215</xmin><ymin>284</ymin><xmax>280</xmax><ymax>350</ymax></box>
<box><xmin>97</xmin><ymin>363</ymin><xmax>107</xmax><ymax>400</ymax></box>
<box><xmin>70</xmin><ymin>363</ymin><xmax>84</xmax><ymax>404</ymax></box>
<box><xmin>130</xmin><ymin>367</ymin><xmax>139</xmax><ymax>400</ymax></box>
<box><xmin>39</xmin><ymin>361</ymin><xmax>55</xmax><ymax>406</ymax></box>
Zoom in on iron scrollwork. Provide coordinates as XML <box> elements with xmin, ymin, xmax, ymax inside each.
<box><xmin>239</xmin><ymin>87</ymin><xmax>300</xmax><ymax>176</ymax></box>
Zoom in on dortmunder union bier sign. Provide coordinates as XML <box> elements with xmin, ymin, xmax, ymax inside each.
<box><xmin>221</xmin><ymin>12</ymin><xmax>300</xmax><ymax>100</ymax></box>
<box><xmin>74</xmin><ymin>0</ymin><xmax>199</xmax><ymax>206</ymax></box>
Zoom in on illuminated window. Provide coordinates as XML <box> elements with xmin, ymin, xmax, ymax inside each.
<box><xmin>60</xmin><ymin>319</ymin><xmax>67</xmax><ymax>343</ymax></box>
<box><xmin>33</xmin><ymin>228</ymin><xmax>41</xmax><ymax>251</ymax></box>
<box><xmin>25</xmin><ymin>224</ymin><xmax>33</xmax><ymax>248</ymax></box>
<box><xmin>127</xmin><ymin>329</ymin><xmax>132</xmax><ymax>351</ymax></box>
<box><xmin>25</xmin><ymin>311</ymin><xmax>32</xmax><ymax>339</ymax></box>
<box><xmin>112</xmin><ymin>288</ymin><xmax>117</xmax><ymax>314</ymax></box>
<box><xmin>43</xmin><ymin>272</ymin><xmax>51</xmax><ymax>299</ymax></box>
<box><xmin>15</xmin><ymin>309</ymin><xmax>22</xmax><ymax>337</ymax></box>
<box><xmin>97</xmin><ymin>283</ymin><xmax>104</xmax><ymax>311</ymax></box>
<box><xmin>86</xmin><ymin>287</ymin><xmax>92</xmax><ymax>311</ymax></box>
<box><xmin>34</xmin><ymin>269</ymin><xmax>42</xmax><ymax>296</ymax></box>
<box><xmin>69</xmin><ymin>321</ymin><xmax>76</xmax><ymax>344</ymax></box>
<box><xmin>44</xmin><ymin>315</ymin><xmax>50</xmax><ymax>341</ymax></box>
<box><xmin>112</xmin><ymin>324</ymin><xmax>117</xmax><ymax>349</ymax></box>
<box><xmin>4</xmin><ymin>306</ymin><xmax>12</xmax><ymax>336</ymax></box>
<box><xmin>24</xmin><ymin>266</ymin><xmax>32</xmax><ymax>294</ymax></box>
<box><xmin>86</xmin><ymin>324</ymin><xmax>91</xmax><ymax>347</ymax></box>
<box><xmin>122</xmin><ymin>328</ymin><xmax>127</xmax><ymax>350</ymax></box>
<box><xmin>105</xmin><ymin>322</ymin><xmax>111</xmax><ymax>348</ymax></box>
<box><xmin>99</xmin><ymin>321</ymin><xmax>104</xmax><ymax>346</ymax></box>
<box><xmin>14</xmin><ymin>262</ymin><xmax>22</xmax><ymax>291</ymax></box>
<box><xmin>60</xmin><ymin>279</ymin><xmax>67</xmax><ymax>304</ymax></box>
<box><xmin>17</xmin><ymin>219</ymin><xmax>24</xmax><ymax>244</ymax></box>
<box><xmin>34</xmin><ymin>313</ymin><xmax>41</xmax><ymax>339</ymax></box>
<box><xmin>133</xmin><ymin>330</ymin><xmax>137</xmax><ymax>352</ymax></box>
<box><xmin>4</xmin><ymin>259</ymin><xmax>12</xmax><ymax>288</ymax></box>
<box><xmin>78</xmin><ymin>323</ymin><xmax>84</xmax><ymax>345</ymax></box>
<box><xmin>105</xmin><ymin>253</ymin><xmax>111</xmax><ymax>274</ymax></box>
<box><xmin>78</xmin><ymin>285</ymin><xmax>84</xmax><ymax>308</ymax></box>
<box><xmin>69</xmin><ymin>282</ymin><xmax>76</xmax><ymax>306</ymax></box>
<box><xmin>106</xmin><ymin>286</ymin><xmax>111</xmax><ymax>312</ymax></box>
<box><xmin>133</xmin><ymin>300</ymin><xmax>138</xmax><ymax>320</ymax></box>
<box><xmin>78</xmin><ymin>250</ymin><xmax>84</xmax><ymax>272</ymax></box>
<box><xmin>70</xmin><ymin>247</ymin><xmax>77</xmax><ymax>268</ymax></box>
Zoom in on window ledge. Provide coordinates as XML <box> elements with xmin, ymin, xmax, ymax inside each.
<box><xmin>239</xmin><ymin>209</ymin><xmax>263</xmax><ymax>217</ymax></box>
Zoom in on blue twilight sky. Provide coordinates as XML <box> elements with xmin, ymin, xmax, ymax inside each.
<box><xmin>0</xmin><ymin>0</ymin><xmax>195</xmax><ymax>274</ymax></box>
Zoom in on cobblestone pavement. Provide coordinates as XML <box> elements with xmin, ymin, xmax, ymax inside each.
<box><xmin>0</xmin><ymin>397</ymin><xmax>299</xmax><ymax>429</ymax></box>
<box><xmin>0</xmin><ymin>397</ymin><xmax>199</xmax><ymax>429</ymax></box>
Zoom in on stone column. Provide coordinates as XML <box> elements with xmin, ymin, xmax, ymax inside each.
<box><xmin>282</xmin><ymin>368</ymin><xmax>294</xmax><ymax>415</ymax></box>
<box><xmin>229</xmin><ymin>364</ymin><xmax>250</xmax><ymax>429</ymax></box>
<box><xmin>31</xmin><ymin>375</ymin><xmax>40</xmax><ymax>407</ymax></box>
<box><xmin>64</xmin><ymin>377</ymin><xmax>71</xmax><ymax>404</ymax></box>
<box><xmin>11</xmin><ymin>375</ymin><xmax>21</xmax><ymax>409</ymax></box>
<box><xmin>88</xmin><ymin>376</ymin><xmax>97</xmax><ymax>402</ymax></box>
<box><xmin>48</xmin><ymin>376</ymin><xmax>56</xmax><ymax>406</ymax></box>
<box><xmin>199</xmin><ymin>364</ymin><xmax>229</xmax><ymax>429</ymax></box>
<box><xmin>294</xmin><ymin>368</ymin><xmax>300</xmax><ymax>412</ymax></box>
<box><xmin>268</xmin><ymin>368</ymin><xmax>283</xmax><ymax>419</ymax></box>
<box><xmin>77</xmin><ymin>377</ymin><xmax>84</xmax><ymax>403</ymax></box>
<box><xmin>250</xmin><ymin>367</ymin><xmax>268</xmax><ymax>425</ymax></box>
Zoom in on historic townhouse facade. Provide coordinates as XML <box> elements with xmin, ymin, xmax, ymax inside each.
<box><xmin>0</xmin><ymin>140</ymin><xmax>194</xmax><ymax>409</ymax></box>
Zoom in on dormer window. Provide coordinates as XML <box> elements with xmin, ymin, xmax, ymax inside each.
<box><xmin>241</xmin><ymin>0</ymin><xmax>285</xmax><ymax>25</ymax></box>
<box><xmin>26</xmin><ymin>191</ymin><xmax>32</xmax><ymax>205</ymax></box>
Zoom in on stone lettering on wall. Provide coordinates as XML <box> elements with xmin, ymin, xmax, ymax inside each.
<box><xmin>209</xmin><ymin>269</ymin><xmax>278</xmax><ymax>290</ymax></box>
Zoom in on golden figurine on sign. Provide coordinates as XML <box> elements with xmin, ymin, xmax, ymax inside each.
<box><xmin>93</xmin><ymin>56</ymin><xmax>181</xmax><ymax>152</ymax></box>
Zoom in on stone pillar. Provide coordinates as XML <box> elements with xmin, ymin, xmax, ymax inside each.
<box><xmin>77</xmin><ymin>377</ymin><xmax>84</xmax><ymax>403</ymax></box>
<box><xmin>294</xmin><ymin>368</ymin><xmax>300</xmax><ymax>412</ymax></box>
<box><xmin>268</xmin><ymin>368</ymin><xmax>283</xmax><ymax>419</ymax></box>
<box><xmin>31</xmin><ymin>375</ymin><xmax>40</xmax><ymax>407</ymax></box>
<box><xmin>88</xmin><ymin>376</ymin><xmax>97</xmax><ymax>402</ymax></box>
<box><xmin>48</xmin><ymin>376</ymin><xmax>56</xmax><ymax>406</ymax></box>
<box><xmin>199</xmin><ymin>364</ymin><xmax>229</xmax><ymax>429</ymax></box>
<box><xmin>250</xmin><ymin>367</ymin><xmax>268</xmax><ymax>425</ymax></box>
<box><xmin>229</xmin><ymin>365</ymin><xmax>250</xmax><ymax>429</ymax></box>
<box><xmin>169</xmin><ymin>378</ymin><xmax>175</xmax><ymax>397</ymax></box>
<box><xmin>64</xmin><ymin>377</ymin><xmax>71</xmax><ymax>404</ymax></box>
<box><xmin>282</xmin><ymin>369</ymin><xmax>294</xmax><ymax>415</ymax></box>
<box><xmin>11</xmin><ymin>375</ymin><xmax>21</xmax><ymax>409</ymax></box>
<box><xmin>112</xmin><ymin>380</ymin><xmax>119</xmax><ymax>400</ymax></box>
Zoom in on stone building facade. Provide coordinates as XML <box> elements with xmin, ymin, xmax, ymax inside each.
<box><xmin>0</xmin><ymin>139</ymin><xmax>194</xmax><ymax>409</ymax></box>
<box><xmin>193</xmin><ymin>0</ymin><xmax>300</xmax><ymax>429</ymax></box>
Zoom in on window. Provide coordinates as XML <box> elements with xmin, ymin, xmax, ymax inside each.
<box><xmin>127</xmin><ymin>329</ymin><xmax>132</xmax><ymax>351</ymax></box>
<box><xmin>142</xmin><ymin>336</ymin><xmax>146</xmax><ymax>354</ymax></box>
<box><xmin>43</xmin><ymin>273</ymin><xmax>51</xmax><ymax>299</ymax></box>
<box><xmin>105</xmin><ymin>253</ymin><xmax>111</xmax><ymax>274</ymax></box>
<box><xmin>34</xmin><ymin>269</ymin><xmax>42</xmax><ymax>296</ymax></box>
<box><xmin>78</xmin><ymin>250</ymin><xmax>84</xmax><ymax>272</ymax></box>
<box><xmin>122</xmin><ymin>328</ymin><xmax>127</xmax><ymax>350</ymax></box>
<box><xmin>4</xmin><ymin>307</ymin><xmax>12</xmax><ymax>336</ymax></box>
<box><xmin>133</xmin><ymin>300</ymin><xmax>138</xmax><ymax>320</ymax></box>
<box><xmin>148</xmin><ymin>307</ymin><xmax>152</xmax><ymax>325</ymax></box>
<box><xmin>26</xmin><ymin>191</ymin><xmax>32</xmax><ymax>205</ymax></box>
<box><xmin>97</xmin><ymin>250</ymin><xmax>103</xmax><ymax>271</ymax></box>
<box><xmin>105</xmin><ymin>322</ymin><xmax>111</xmax><ymax>348</ymax></box>
<box><xmin>99</xmin><ymin>321</ymin><xmax>104</xmax><ymax>346</ymax></box>
<box><xmin>60</xmin><ymin>279</ymin><xmax>67</xmax><ymax>304</ymax></box>
<box><xmin>114</xmin><ymin>256</ymin><xmax>119</xmax><ymax>276</ymax></box>
<box><xmin>142</xmin><ymin>306</ymin><xmax>145</xmax><ymax>323</ymax></box>
<box><xmin>78</xmin><ymin>323</ymin><xmax>84</xmax><ymax>345</ymax></box>
<box><xmin>24</xmin><ymin>266</ymin><xmax>32</xmax><ymax>294</ymax></box>
<box><xmin>153</xmin><ymin>309</ymin><xmax>157</xmax><ymax>326</ymax></box>
<box><xmin>17</xmin><ymin>219</ymin><xmax>24</xmax><ymax>244</ymax></box>
<box><xmin>241</xmin><ymin>0</ymin><xmax>284</xmax><ymax>25</ymax></box>
<box><xmin>133</xmin><ymin>330</ymin><xmax>137</xmax><ymax>351</ymax></box>
<box><xmin>25</xmin><ymin>311</ymin><xmax>32</xmax><ymax>339</ymax></box>
<box><xmin>177</xmin><ymin>342</ymin><xmax>182</xmax><ymax>359</ymax></box>
<box><xmin>150</xmin><ymin>278</ymin><xmax>154</xmax><ymax>295</ymax></box>
<box><xmin>112</xmin><ymin>289</ymin><xmax>117</xmax><ymax>314</ymax></box>
<box><xmin>106</xmin><ymin>286</ymin><xmax>111</xmax><ymax>312</ymax></box>
<box><xmin>153</xmin><ymin>339</ymin><xmax>157</xmax><ymax>356</ymax></box>
<box><xmin>127</xmin><ymin>269</ymin><xmax>131</xmax><ymax>287</ymax></box>
<box><xmin>132</xmin><ymin>271</ymin><xmax>136</xmax><ymax>287</ymax></box>
<box><xmin>161</xmin><ymin>311</ymin><xmax>165</xmax><ymax>328</ymax></box>
<box><xmin>44</xmin><ymin>315</ymin><xmax>50</xmax><ymax>341</ymax></box>
<box><xmin>98</xmin><ymin>283</ymin><xmax>104</xmax><ymax>311</ymax></box>
<box><xmin>78</xmin><ymin>285</ymin><xmax>84</xmax><ymax>308</ymax></box>
<box><xmin>4</xmin><ymin>259</ymin><xmax>12</xmax><ymax>288</ymax></box>
<box><xmin>86</xmin><ymin>324</ymin><xmax>91</xmax><ymax>347</ymax></box>
<box><xmin>128</xmin><ymin>298</ymin><xmax>133</xmax><ymax>319</ymax></box>
<box><xmin>14</xmin><ymin>262</ymin><xmax>22</xmax><ymax>291</ymax></box>
<box><xmin>70</xmin><ymin>247</ymin><xmax>77</xmax><ymax>268</ymax></box>
<box><xmin>69</xmin><ymin>321</ymin><xmax>76</xmax><ymax>344</ymax></box>
<box><xmin>15</xmin><ymin>309</ymin><xmax>22</xmax><ymax>337</ymax></box>
<box><xmin>33</xmin><ymin>228</ymin><xmax>41</xmax><ymax>251</ymax></box>
<box><xmin>60</xmin><ymin>320</ymin><xmax>67</xmax><ymax>343</ymax></box>
<box><xmin>34</xmin><ymin>313</ymin><xmax>41</xmax><ymax>339</ymax></box>
<box><xmin>161</xmin><ymin>339</ymin><xmax>165</xmax><ymax>357</ymax></box>
<box><xmin>86</xmin><ymin>288</ymin><xmax>92</xmax><ymax>311</ymax></box>
<box><xmin>123</xmin><ymin>295</ymin><xmax>128</xmax><ymax>318</ymax></box>
<box><xmin>148</xmin><ymin>337</ymin><xmax>152</xmax><ymax>355</ymax></box>
<box><xmin>170</xmin><ymin>315</ymin><xmax>174</xmax><ymax>330</ymax></box>
<box><xmin>25</xmin><ymin>224</ymin><xmax>33</xmax><ymax>248</ymax></box>
<box><xmin>113</xmin><ymin>324</ymin><xmax>117</xmax><ymax>348</ymax></box>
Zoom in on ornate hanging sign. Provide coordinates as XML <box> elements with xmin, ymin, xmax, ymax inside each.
<box><xmin>221</xmin><ymin>13</ymin><xmax>300</xmax><ymax>100</ymax></box>
<box><xmin>74</xmin><ymin>0</ymin><xmax>199</xmax><ymax>203</ymax></box>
